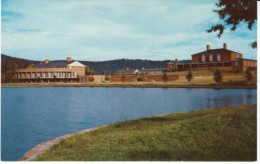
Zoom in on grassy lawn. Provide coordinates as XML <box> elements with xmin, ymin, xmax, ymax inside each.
<box><xmin>37</xmin><ymin>105</ymin><xmax>256</xmax><ymax>161</ymax></box>
<box><xmin>2</xmin><ymin>70</ymin><xmax>256</xmax><ymax>88</ymax></box>
<box><xmin>167</xmin><ymin>70</ymin><xmax>244</xmax><ymax>76</ymax></box>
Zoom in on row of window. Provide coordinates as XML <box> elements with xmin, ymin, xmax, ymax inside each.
<box><xmin>201</xmin><ymin>54</ymin><xmax>221</xmax><ymax>62</ymax></box>
<box><xmin>244</xmin><ymin>61</ymin><xmax>257</xmax><ymax>67</ymax></box>
<box><xmin>18</xmin><ymin>72</ymin><xmax>77</xmax><ymax>78</ymax></box>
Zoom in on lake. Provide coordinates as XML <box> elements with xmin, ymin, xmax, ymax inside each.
<box><xmin>1</xmin><ymin>87</ymin><xmax>257</xmax><ymax>161</ymax></box>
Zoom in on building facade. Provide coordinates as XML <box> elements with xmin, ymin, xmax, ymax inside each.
<box><xmin>167</xmin><ymin>43</ymin><xmax>257</xmax><ymax>73</ymax></box>
<box><xmin>11</xmin><ymin>57</ymin><xmax>86</xmax><ymax>82</ymax></box>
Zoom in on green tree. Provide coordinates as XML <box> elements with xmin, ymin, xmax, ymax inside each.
<box><xmin>162</xmin><ymin>72</ymin><xmax>168</xmax><ymax>83</ymax></box>
<box><xmin>214</xmin><ymin>70</ymin><xmax>223</xmax><ymax>83</ymax></box>
<box><xmin>137</xmin><ymin>73</ymin><xmax>145</xmax><ymax>81</ymax></box>
<box><xmin>1</xmin><ymin>59</ymin><xmax>25</xmax><ymax>82</ymax></box>
<box><xmin>14</xmin><ymin>59</ymin><xmax>25</xmax><ymax>69</ymax></box>
<box><xmin>85</xmin><ymin>65</ymin><xmax>94</xmax><ymax>75</ymax></box>
<box><xmin>186</xmin><ymin>70</ymin><xmax>193</xmax><ymax>82</ymax></box>
<box><xmin>245</xmin><ymin>70</ymin><xmax>253</xmax><ymax>81</ymax></box>
<box><xmin>88</xmin><ymin>76</ymin><xmax>94</xmax><ymax>82</ymax></box>
<box><xmin>207</xmin><ymin>0</ymin><xmax>257</xmax><ymax>48</ymax></box>
<box><xmin>53</xmin><ymin>75</ymin><xmax>57</xmax><ymax>82</ymax></box>
<box><xmin>64</xmin><ymin>76</ymin><xmax>69</xmax><ymax>83</ymax></box>
<box><xmin>26</xmin><ymin>63</ymin><xmax>35</xmax><ymax>69</ymax></box>
<box><xmin>105</xmin><ymin>74</ymin><xmax>110</xmax><ymax>81</ymax></box>
<box><xmin>121</xmin><ymin>74</ymin><xmax>126</xmax><ymax>83</ymax></box>
<box><xmin>37</xmin><ymin>77</ymin><xmax>41</xmax><ymax>83</ymax></box>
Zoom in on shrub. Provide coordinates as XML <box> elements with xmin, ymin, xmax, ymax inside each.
<box><xmin>245</xmin><ymin>70</ymin><xmax>253</xmax><ymax>81</ymax></box>
<box><xmin>121</xmin><ymin>74</ymin><xmax>126</xmax><ymax>82</ymax></box>
<box><xmin>37</xmin><ymin>77</ymin><xmax>41</xmax><ymax>83</ymax></box>
<box><xmin>137</xmin><ymin>73</ymin><xmax>145</xmax><ymax>82</ymax></box>
<box><xmin>213</xmin><ymin>70</ymin><xmax>222</xmax><ymax>83</ymax></box>
<box><xmin>162</xmin><ymin>72</ymin><xmax>168</xmax><ymax>82</ymax></box>
<box><xmin>105</xmin><ymin>75</ymin><xmax>110</xmax><ymax>81</ymax></box>
<box><xmin>88</xmin><ymin>76</ymin><xmax>94</xmax><ymax>82</ymax></box>
<box><xmin>234</xmin><ymin>69</ymin><xmax>240</xmax><ymax>73</ymax></box>
<box><xmin>137</xmin><ymin>77</ymin><xmax>143</xmax><ymax>81</ymax></box>
<box><xmin>64</xmin><ymin>78</ymin><xmax>69</xmax><ymax>83</ymax></box>
<box><xmin>186</xmin><ymin>70</ymin><xmax>193</xmax><ymax>82</ymax></box>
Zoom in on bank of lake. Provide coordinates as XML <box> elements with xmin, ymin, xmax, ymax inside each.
<box><xmin>35</xmin><ymin>105</ymin><xmax>256</xmax><ymax>161</ymax></box>
<box><xmin>1</xmin><ymin>81</ymin><xmax>257</xmax><ymax>89</ymax></box>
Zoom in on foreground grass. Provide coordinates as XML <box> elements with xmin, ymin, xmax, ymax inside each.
<box><xmin>37</xmin><ymin>105</ymin><xmax>256</xmax><ymax>161</ymax></box>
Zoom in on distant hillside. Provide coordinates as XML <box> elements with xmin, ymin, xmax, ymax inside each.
<box><xmin>1</xmin><ymin>54</ymin><xmax>39</xmax><ymax>66</ymax></box>
<box><xmin>1</xmin><ymin>54</ymin><xmax>40</xmax><ymax>82</ymax></box>
<box><xmin>1</xmin><ymin>54</ymin><xmax>191</xmax><ymax>74</ymax></box>
<box><xmin>79</xmin><ymin>59</ymin><xmax>172</xmax><ymax>74</ymax></box>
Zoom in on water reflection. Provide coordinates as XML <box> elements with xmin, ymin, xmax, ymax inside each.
<box><xmin>205</xmin><ymin>94</ymin><xmax>257</xmax><ymax>109</ymax></box>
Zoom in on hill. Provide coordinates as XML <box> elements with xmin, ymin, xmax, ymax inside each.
<box><xmin>1</xmin><ymin>54</ymin><xmax>40</xmax><ymax>82</ymax></box>
<box><xmin>79</xmin><ymin>59</ymin><xmax>172</xmax><ymax>74</ymax></box>
<box><xmin>2</xmin><ymin>54</ymin><xmax>192</xmax><ymax>74</ymax></box>
<box><xmin>1</xmin><ymin>54</ymin><xmax>39</xmax><ymax>66</ymax></box>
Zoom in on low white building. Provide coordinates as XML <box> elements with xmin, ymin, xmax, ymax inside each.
<box><xmin>12</xmin><ymin>57</ymin><xmax>86</xmax><ymax>82</ymax></box>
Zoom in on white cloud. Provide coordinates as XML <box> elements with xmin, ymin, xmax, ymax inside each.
<box><xmin>1</xmin><ymin>0</ymin><xmax>257</xmax><ymax>61</ymax></box>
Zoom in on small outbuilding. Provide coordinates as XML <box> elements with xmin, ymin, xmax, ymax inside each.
<box><xmin>115</xmin><ymin>68</ymin><xmax>139</xmax><ymax>75</ymax></box>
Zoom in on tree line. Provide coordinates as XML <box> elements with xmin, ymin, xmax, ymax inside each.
<box><xmin>1</xmin><ymin>59</ymin><xmax>27</xmax><ymax>82</ymax></box>
<box><xmin>186</xmin><ymin>69</ymin><xmax>254</xmax><ymax>83</ymax></box>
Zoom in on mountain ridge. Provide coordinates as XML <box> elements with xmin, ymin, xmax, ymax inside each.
<box><xmin>1</xmin><ymin>54</ymin><xmax>191</xmax><ymax>74</ymax></box>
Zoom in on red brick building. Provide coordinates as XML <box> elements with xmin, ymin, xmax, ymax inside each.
<box><xmin>167</xmin><ymin>43</ymin><xmax>257</xmax><ymax>73</ymax></box>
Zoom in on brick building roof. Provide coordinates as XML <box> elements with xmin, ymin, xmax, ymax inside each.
<box><xmin>35</xmin><ymin>61</ymin><xmax>74</xmax><ymax>68</ymax></box>
<box><xmin>191</xmin><ymin>48</ymin><xmax>242</xmax><ymax>56</ymax></box>
<box><xmin>235</xmin><ymin>58</ymin><xmax>257</xmax><ymax>61</ymax></box>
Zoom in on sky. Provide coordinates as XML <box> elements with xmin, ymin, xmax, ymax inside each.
<box><xmin>1</xmin><ymin>0</ymin><xmax>257</xmax><ymax>61</ymax></box>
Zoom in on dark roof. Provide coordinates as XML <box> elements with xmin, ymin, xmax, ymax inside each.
<box><xmin>168</xmin><ymin>60</ymin><xmax>191</xmax><ymax>64</ymax></box>
<box><xmin>236</xmin><ymin>58</ymin><xmax>257</xmax><ymax>61</ymax></box>
<box><xmin>177</xmin><ymin>61</ymin><xmax>231</xmax><ymax>65</ymax></box>
<box><xmin>35</xmin><ymin>61</ymin><xmax>74</xmax><ymax>68</ymax></box>
<box><xmin>191</xmin><ymin>48</ymin><xmax>242</xmax><ymax>56</ymax></box>
<box><xmin>139</xmin><ymin>68</ymin><xmax>166</xmax><ymax>73</ymax></box>
<box><xmin>115</xmin><ymin>69</ymin><xmax>138</xmax><ymax>73</ymax></box>
<box><xmin>167</xmin><ymin>61</ymin><xmax>176</xmax><ymax>64</ymax></box>
<box><xmin>179</xmin><ymin>60</ymin><xmax>192</xmax><ymax>63</ymax></box>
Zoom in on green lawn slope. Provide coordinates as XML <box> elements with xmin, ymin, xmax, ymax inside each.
<box><xmin>37</xmin><ymin>105</ymin><xmax>256</xmax><ymax>161</ymax></box>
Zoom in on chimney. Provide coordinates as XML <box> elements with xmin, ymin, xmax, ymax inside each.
<box><xmin>44</xmin><ymin>59</ymin><xmax>49</xmax><ymax>64</ymax></box>
<box><xmin>175</xmin><ymin>58</ymin><xmax>178</xmax><ymax>63</ymax></box>
<box><xmin>67</xmin><ymin>57</ymin><xmax>71</xmax><ymax>63</ymax></box>
<box><xmin>207</xmin><ymin>45</ymin><xmax>210</xmax><ymax>51</ymax></box>
<box><xmin>223</xmin><ymin>43</ymin><xmax>227</xmax><ymax>49</ymax></box>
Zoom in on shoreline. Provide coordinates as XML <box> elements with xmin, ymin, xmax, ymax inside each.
<box><xmin>18</xmin><ymin>105</ymin><xmax>256</xmax><ymax>161</ymax></box>
<box><xmin>18</xmin><ymin>125</ymin><xmax>108</xmax><ymax>161</ymax></box>
<box><xmin>1</xmin><ymin>82</ymin><xmax>257</xmax><ymax>89</ymax></box>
